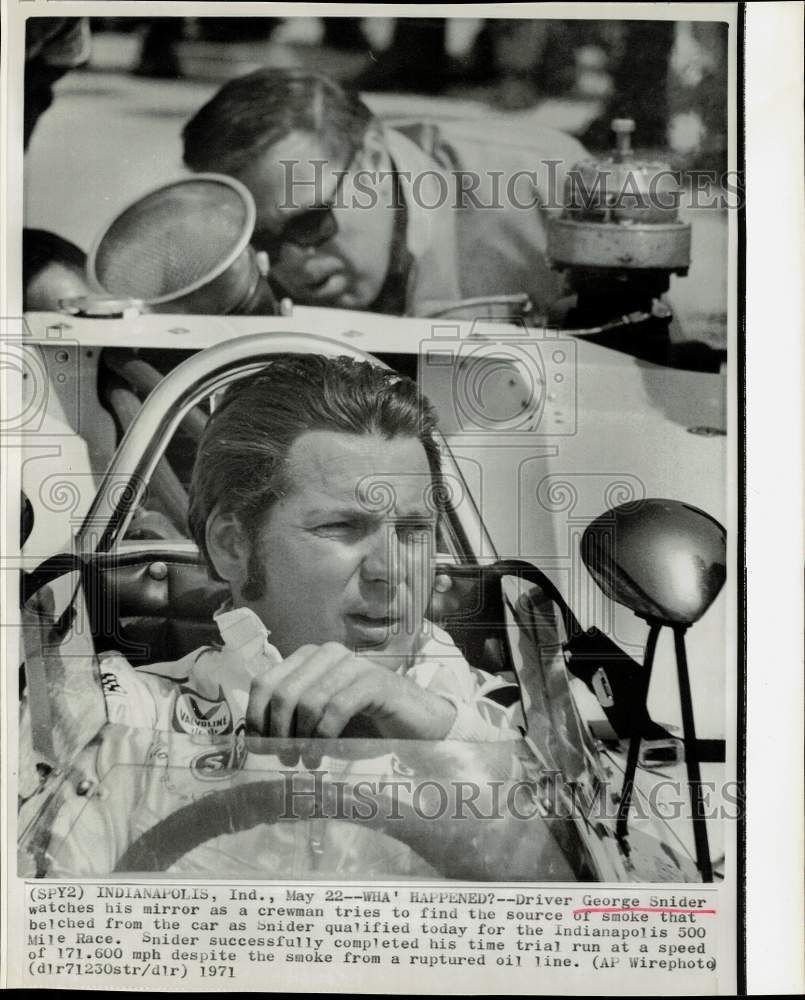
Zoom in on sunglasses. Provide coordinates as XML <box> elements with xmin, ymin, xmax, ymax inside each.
<box><xmin>253</xmin><ymin>150</ymin><xmax>356</xmax><ymax>258</ymax></box>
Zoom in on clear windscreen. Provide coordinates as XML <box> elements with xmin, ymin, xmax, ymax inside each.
<box><xmin>20</xmin><ymin>570</ymin><xmax>107</xmax><ymax>775</ymax></box>
<box><xmin>19</xmin><ymin>728</ymin><xmax>594</xmax><ymax>882</ymax></box>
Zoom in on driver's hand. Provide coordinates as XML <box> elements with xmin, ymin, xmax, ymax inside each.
<box><xmin>245</xmin><ymin>642</ymin><xmax>457</xmax><ymax>740</ymax></box>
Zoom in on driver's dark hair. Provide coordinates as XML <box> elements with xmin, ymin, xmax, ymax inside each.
<box><xmin>188</xmin><ymin>354</ymin><xmax>441</xmax><ymax>598</ymax></box>
<box><xmin>182</xmin><ymin>67</ymin><xmax>375</xmax><ymax>175</ymax></box>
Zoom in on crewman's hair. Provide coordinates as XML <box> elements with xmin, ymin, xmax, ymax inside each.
<box><xmin>183</xmin><ymin>67</ymin><xmax>375</xmax><ymax>174</ymax></box>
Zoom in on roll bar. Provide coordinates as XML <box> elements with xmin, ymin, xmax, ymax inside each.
<box><xmin>75</xmin><ymin>332</ymin><xmax>494</xmax><ymax>559</ymax></box>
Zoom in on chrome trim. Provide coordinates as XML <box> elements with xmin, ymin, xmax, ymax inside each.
<box><xmin>87</xmin><ymin>173</ymin><xmax>257</xmax><ymax>305</ymax></box>
<box><xmin>76</xmin><ymin>332</ymin><xmax>496</xmax><ymax>559</ymax></box>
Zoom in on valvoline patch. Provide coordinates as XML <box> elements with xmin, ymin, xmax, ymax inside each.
<box><xmin>172</xmin><ymin>684</ymin><xmax>233</xmax><ymax>736</ymax></box>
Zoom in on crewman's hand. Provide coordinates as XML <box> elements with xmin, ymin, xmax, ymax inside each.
<box><xmin>245</xmin><ymin>642</ymin><xmax>456</xmax><ymax>740</ymax></box>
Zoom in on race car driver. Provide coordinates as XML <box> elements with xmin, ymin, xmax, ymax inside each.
<box><xmin>181</xmin><ymin>67</ymin><xmax>586</xmax><ymax>318</ymax></box>
<box><xmin>100</xmin><ymin>354</ymin><xmax>523</xmax><ymax>743</ymax></box>
<box><xmin>39</xmin><ymin>355</ymin><xmax>524</xmax><ymax>877</ymax></box>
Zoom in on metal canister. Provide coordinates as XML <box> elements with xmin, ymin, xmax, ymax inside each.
<box><xmin>87</xmin><ymin>174</ymin><xmax>278</xmax><ymax>315</ymax></box>
<box><xmin>548</xmin><ymin>119</ymin><xmax>691</xmax><ymax>275</ymax></box>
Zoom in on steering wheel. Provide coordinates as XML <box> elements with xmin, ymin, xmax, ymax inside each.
<box><xmin>114</xmin><ymin>772</ymin><xmax>581</xmax><ymax>880</ymax></box>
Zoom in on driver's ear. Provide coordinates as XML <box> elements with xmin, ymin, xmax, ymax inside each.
<box><xmin>205</xmin><ymin>508</ymin><xmax>251</xmax><ymax>586</ymax></box>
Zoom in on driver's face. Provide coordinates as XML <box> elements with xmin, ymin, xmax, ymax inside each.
<box><xmin>241</xmin><ymin>430</ymin><xmax>436</xmax><ymax>664</ymax></box>
<box><xmin>236</xmin><ymin>131</ymin><xmax>396</xmax><ymax>310</ymax></box>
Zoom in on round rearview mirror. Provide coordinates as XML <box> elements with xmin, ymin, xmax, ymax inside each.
<box><xmin>581</xmin><ymin>498</ymin><xmax>726</xmax><ymax>626</ymax></box>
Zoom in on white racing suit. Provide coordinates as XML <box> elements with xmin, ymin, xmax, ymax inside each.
<box><xmin>43</xmin><ymin>608</ymin><xmax>525</xmax><ymax>877</ymax></box>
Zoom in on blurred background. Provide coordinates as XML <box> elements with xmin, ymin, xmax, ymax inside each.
<box><xmin>50</xmin><ymin>15</ymin><xmax>728</xmax><ymax>168</ymax></box>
